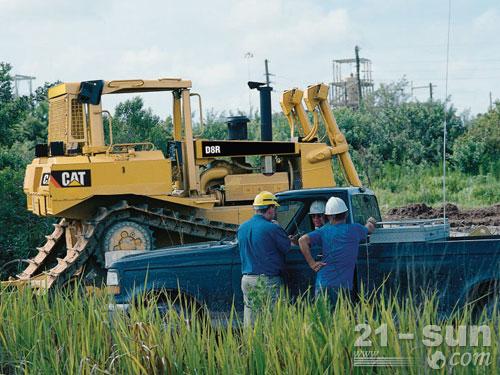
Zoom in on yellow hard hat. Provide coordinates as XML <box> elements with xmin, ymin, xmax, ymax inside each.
<box><xmin>253</xmin><ymin>191</ymin><xmax>280</xmax><ymax>207</ymax></box>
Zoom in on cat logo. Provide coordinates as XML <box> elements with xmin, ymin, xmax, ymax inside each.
<box><xmin>40</xmin><ymin>173</ymin><xmax>50</xmax><ymax>186</ymax></box>
<box><xmin>50</xmin><ymin>170</ymin><xmax>91</xmax><ymax>188</ymax></box>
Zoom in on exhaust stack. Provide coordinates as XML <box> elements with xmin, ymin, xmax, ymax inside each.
<box><xmin>248</xmin><ymin>81</ymin><xmax>273</xmax><ymax>141</ymax></box>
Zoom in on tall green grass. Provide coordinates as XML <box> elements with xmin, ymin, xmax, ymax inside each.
<box><xmin>0</xmin><ymin>286</ymin><xmax>497</xmax><ymax>374</ymax></box>
<box><xmin>370</xmin><ymin>165</ymin><xmax>500</xmax><ymax>211</ymax></box>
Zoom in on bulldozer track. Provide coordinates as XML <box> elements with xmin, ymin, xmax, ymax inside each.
<box><xmin>15</xmin><ymin>200</ymin><xmax>238</xmax><ymax>290</ymax></box>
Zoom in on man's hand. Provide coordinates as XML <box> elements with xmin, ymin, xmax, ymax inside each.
<box><xmin>289</xmin><ymin>233</ymin><xmax>299</xmax><ymax>245</ymax></box>
<box><xmin>365</xmin><ymin>217</ymin><xmax>377</xmax><ymax>234</ymax></box>
<box><xmin>308</xmin><ymin>261</ymin><xmax>327</xmax><ymax>272</ymax></box>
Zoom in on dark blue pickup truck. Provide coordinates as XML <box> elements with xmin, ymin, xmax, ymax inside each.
<box><xmin>108</xmin><ymin>187</ymin><xmax>500</xmax><ymax>317</ymax></box>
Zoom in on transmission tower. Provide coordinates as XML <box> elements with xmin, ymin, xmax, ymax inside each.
<box><xmin>14</xmin><ymin>74</ymin><xmax>36</xmax><ymax>97</ymax></box>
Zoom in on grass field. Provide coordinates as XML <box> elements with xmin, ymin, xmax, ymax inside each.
<box><xmin>370</xmin><ymin>165</ymin><xmax>500</xmax><ymax>211</ymax></box>
<box><xmin>0</xmin><ymin>286</ymin><xmax>497</xmax><ymax>374</ymax></box>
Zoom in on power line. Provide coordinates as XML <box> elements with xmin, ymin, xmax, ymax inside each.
<box><xmin>376</xmin><ymin>76</ymin><xmax>500</xmax><ymax>81</ymax></box>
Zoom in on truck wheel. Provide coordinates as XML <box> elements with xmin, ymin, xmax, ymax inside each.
<box><xmin>481</xmin><ymin>291</ymin><xmax>499</xmax><ymax>318</ymax></box>
<box><xmin>154</xmin><ymin>294</ymin><xmax>204</xmax><ymax>329</ymax></box>
<box><xmin>157</xmin><ymin>301</ymin><xmax>193</xmax><ymax>327</ymax></box>
<box><xmin>471</xmin><ymin>283</ymin><xmax>499</xmax><ymax>319</ymax></box>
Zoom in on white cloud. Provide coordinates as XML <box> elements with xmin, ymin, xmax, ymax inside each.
<box><xmin>473</xmin><ymin>8</ymin><xmax>500</xmax><ymax>32</ymax></box>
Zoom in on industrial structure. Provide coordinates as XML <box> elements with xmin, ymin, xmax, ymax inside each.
<box><xmin>329</xmin><ymin>49</ymin><xmax>374</xmax><ymax>109</ymax></box>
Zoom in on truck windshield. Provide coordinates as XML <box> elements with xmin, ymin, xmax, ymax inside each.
<box><xmin>350</xmin><ymin>194</ymin><xmax>382</xmax><ymax>225</ymax></box>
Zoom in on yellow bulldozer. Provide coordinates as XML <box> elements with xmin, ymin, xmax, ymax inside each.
<box><xmin>7</xmin><ymin>78</ymin><xmax>361</xmax><ymax>289</ymax></box>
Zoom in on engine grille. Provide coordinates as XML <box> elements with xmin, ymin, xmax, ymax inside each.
<box><xmin>48</xmin><ymin>96</ymin><xmax>67</xmax><ymax>143</ymax></box>
<box><xmin>70</xmin><ymin>98</ymin><xmax>85</xmax><ymax>140</ymax></box>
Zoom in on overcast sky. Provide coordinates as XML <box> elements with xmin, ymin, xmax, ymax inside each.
<box><xmin>2</xmin><ymin>0</ymin><xmax>499</xmax><ymax>118</ymax></box>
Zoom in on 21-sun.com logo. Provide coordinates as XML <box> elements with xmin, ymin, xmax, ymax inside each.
<box><xmin>354</xmin><ymin>324</ymin><xmax>492</xmax><ymax>369</ymax></box>
<box><xmin>426</xmin><ymin>351</ymin><xmax>446</xmax><ymax>369</ymax></box>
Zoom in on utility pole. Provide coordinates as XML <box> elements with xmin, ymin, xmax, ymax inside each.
<box><xmin>489</xmin><ymin>92</ymin><xmax>493</xmax><ymax>111</ymax></box>
<box><xmin>411</xmin><ymin>82</ymin><xmax>436</xmax><ymax>101</ymax></box>
<box><xmin>354</xmin><ymin>46</ymin><xmax>362</xmax><ymax>105</ymax></box>
<box><xmin>264</xmin><ymin>59</ymin><xmax>273</xmax><ymax>87</ymax></box>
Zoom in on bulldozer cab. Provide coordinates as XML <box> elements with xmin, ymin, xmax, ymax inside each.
<box><xmin>42</xmin><ymin>78</ymin><xmax>204</xmax><ymax>194</ymax></box>
<box><xmin>44</xmin><ymin>78</ymin><xmax>194</xmax><ymax>155</ymax></box>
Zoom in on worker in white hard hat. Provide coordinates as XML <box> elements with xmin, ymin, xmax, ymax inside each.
<box><xmin>309</xmin><ymin>200</ymin><xmax>326</xmax><ymax>229</ymax></box>
<box><xmin>238</xmin><ymin>191</ymin><xmax>291</xmax><ymax>327</ymax></box>
<box><xmin>298</xmin><ymin>196</ymin><xmax>376</xmax><ymax>306</ymax></box>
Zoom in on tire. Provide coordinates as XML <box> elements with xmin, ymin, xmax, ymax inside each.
<box><xmin>482</xmin><ymin>293</ymin><xmax>499</xmax><ymax>318</ymax></box>
<box><xmin>471</xmin><ymin>283</ymin><xmax>499</xmax><ymax>320</ymax></box>
<box><xmin>152</xmin><ymin>293</ymin><xmax>203</xmax><ymax>329</ymax></box>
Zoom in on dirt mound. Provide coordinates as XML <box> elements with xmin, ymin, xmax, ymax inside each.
<box><xmin>386</xmin><ymin>203</ymin><xmax>500</xmax><ymax>228</ymax></box>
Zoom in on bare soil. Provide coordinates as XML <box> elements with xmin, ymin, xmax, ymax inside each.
<box><xmin>384</xmin><ymin>203</ymin><xmax>500</xmax><ymax>234</ymax></box>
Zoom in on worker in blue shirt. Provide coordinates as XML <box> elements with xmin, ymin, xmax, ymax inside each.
<box><xmin>238</xmin><ymin>191</ymin><xmax>291</xmax><ymax>326</ymax></box>
<box><xmin>298</xmin><ymin>196</ymin><xmax>376</xmax><ymax>306</ymax></box>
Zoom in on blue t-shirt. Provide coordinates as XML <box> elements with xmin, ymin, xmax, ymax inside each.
<box><xmin>308</xmin><ymin>223</ymin><xmax>368</xmax><ymax>289</ymax></box>
<box><xmin>238</xmin><ymin>215</ymin><xmax>291</xmax><ymax>276</ymax></box>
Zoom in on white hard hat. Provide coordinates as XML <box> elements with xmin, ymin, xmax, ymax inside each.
<box><xmin>309</xmin><ymin>200</ymin><xmax>326</xmax><ymax>215</ymax></box>
<box><xmin>325</xmin><ymin>197</ymin><xmax>348</xmax><ymax>215</ymax></box>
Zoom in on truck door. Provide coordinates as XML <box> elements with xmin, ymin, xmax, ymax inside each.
<box><xmin>230</xmin><ymin>200</ymin><xmax>317</xmax><ymax>312</ymax></box>
<box><xmin>350</xmin><ymin>193</ymin><xmax>383</xmax><ymax>294</ymax></box>
<box><xmin>278</xmin><ymin>200</ymin><xmax>321</xmax><ymax>298</ymax></box>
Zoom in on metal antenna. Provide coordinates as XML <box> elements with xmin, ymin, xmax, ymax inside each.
<box><xmin>443</xmin><ymin>0</ymin><xmax>452</xmax><ymax>222</ymax></box>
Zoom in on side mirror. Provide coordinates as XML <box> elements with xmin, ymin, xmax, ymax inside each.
<box><xmin>78</xmin><ymin>80</ymin><xmax>104</xmax><ymax>105</ymax></box>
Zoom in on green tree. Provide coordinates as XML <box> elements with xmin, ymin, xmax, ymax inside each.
<box><xmin>0</xmin><ymin>63</ymin><xmax>54</xmax><ymax>275</ymax></box>
<box><xmin>0</xmin><ymin>63</ymin><xmax>32</xmax><ymax>145</ymax></box>
<box><xmin>452</xmin><ymin>102</ymin><xmax>500</xmax><ymax>176</ymax></box>
<box><xmin>333</xmin><ymin>80</ymin><xmax>465</xmax><ymax>168</ymax></box>
<box><xmin>108</xmin><ymin>97</ymin><xmax>173</xmax><ymax>156</ymax></box>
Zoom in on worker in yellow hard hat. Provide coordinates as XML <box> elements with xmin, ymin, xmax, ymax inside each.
<box><xmin>237</xmin><ymin>191</ymin><xmax>290</xmax><ymax>327</ymax></box>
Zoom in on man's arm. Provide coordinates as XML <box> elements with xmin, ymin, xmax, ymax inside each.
<box><xmin>274</xmin><ymin>226</ymin><xmax>292</xmax><ymax>255</ymax></box>
<box><xmin>298</xmin><ymin>234</ymin><xmax>326</xmax><ymax>272</ymax></box>
<box><xmin>365</xmin><ymin>217</ymin><xmax>376</xmax><ymax>234</ymax></box>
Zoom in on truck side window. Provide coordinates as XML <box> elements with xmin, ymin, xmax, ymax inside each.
<box><xmin>297</xmin><ymin>211</ymin><xmax>313</xmax><ymax>234</ymax></box>
<box><xmin>351</xmin><ymin>194</ymin><xmax>382</xmax><ymax>225</ymax></box>
<box><xmin>276</xmin><ymin>201</ymin><xmax>303</xmax><ymax>233</ymax></box>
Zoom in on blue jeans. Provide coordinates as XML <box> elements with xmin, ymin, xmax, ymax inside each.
<box><xmin>315</xmin><ymin>283</ymin><xmax>352</xmax><ymax>307</ymax></box>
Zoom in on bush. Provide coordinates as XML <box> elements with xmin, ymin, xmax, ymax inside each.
<box><xmin>452</xmin><ymin>102</ymin><xmax>500</xmax><ymax>175</ymax></box>
<box><xmin>371</xmin><ymin>164</ymin><xmax>500</xmax><ymax>210</ymax></box>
